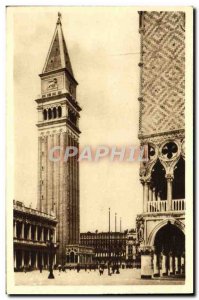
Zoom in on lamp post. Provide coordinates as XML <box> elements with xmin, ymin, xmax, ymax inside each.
<box><xmin>46</xmin><ymin>233</ymin><xmax>57</xmax><ymax>279</ymax></box>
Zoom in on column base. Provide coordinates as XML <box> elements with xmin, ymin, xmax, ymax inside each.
<box><xmin>141</xmin><ymin>275</ymin><xmax>152</xmax><ymax>279</ymax></box>
<box><xmin>141</xmin><ymin>253</ymin><xmax>153</xmax><ymax>279</ymax></box>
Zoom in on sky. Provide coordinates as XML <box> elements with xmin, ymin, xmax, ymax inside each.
<box><xmin>13</xmin><ymin>7</ymin><xmax>142</xmax><ymax>232</ymax></box>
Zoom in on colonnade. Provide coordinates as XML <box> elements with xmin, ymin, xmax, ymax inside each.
<box><xmin>14</xmin><ymin>249</ymin><xmax>56</xmax><ymax>270</ymax></box>
<box><xmin>13</xmin><ymin>220</ymin><xmax>56</xmax><ymax>243</ymax></box>
<box><xmin>153</xmin><ymin>252</ymin><xmax>185</xmax><ymax>277</ymax></box>
<box><xmin>142</xmin><ymin>175</ymin><xmax>174</xmax><ymax>213</ymax></box>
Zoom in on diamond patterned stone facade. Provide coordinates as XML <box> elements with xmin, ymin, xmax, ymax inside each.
<box><xmin>138</xmin><ymin>11</ymin><xmax>185</xmax><ymax>137</ymax></box>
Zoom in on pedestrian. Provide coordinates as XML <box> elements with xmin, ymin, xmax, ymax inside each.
<box><xmin>58</xmin><ymin>264</ymin><xmax>62</xmax><ymax>272</ymax></box>
<box><xmin>62</xmin><ymin>265</ymin><xmax>66</xmax><ymax>272</ymax></box>
<box><xmin>39</xmin><ymin>264</ymin><xmax>43</xmax><ymax>273</ymax></box>
<box><xmin>77</xmin><ymin>265</ymin><xmax>80</xmax><ymax>273</ymax></box>
<box><xmin>112</xmin><ymin>265</ymin><xmax>115</xmax><ymax>274</ymax></box>
<box><xmin>99</xmin><ymin>266</ymin><xmax>102</xmax><ymax>276</ymax></box>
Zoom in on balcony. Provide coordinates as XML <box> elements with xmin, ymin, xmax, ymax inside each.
<box><xmin>147</xmin><ymin>199</ymin><xmax>185</xmax><ymax>213</ymax></box>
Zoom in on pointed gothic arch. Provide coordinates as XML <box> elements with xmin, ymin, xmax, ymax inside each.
<box><xmin>151</xmin><ymin>159</ymin><xmax>167</xmax><ymax>200</ymax></box>
<box><xmin>173</xmin><ymin>156</ymin><xmax>185</xmax><ymax>199</ymax></box>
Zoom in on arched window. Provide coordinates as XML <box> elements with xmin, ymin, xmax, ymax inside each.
<box><xmin>173</xmin><ymin>156</ymin><xmax>185</xmax><ymax>199</ymax></box>
<box><xmin>154</xmin><ymin>223</ymin><xmax>185</xmax><ymax>256</ymax></box>
<box><xmin>151</xmin><ymin>159</ymin><xmax>167</xmax><ymax>200</ymax></box>
<box><xmin>58</xmin><ymin>106</ymin><xmax>62</xmax><ymax>118</ymax></box>
<box><xmin>48</xmin><ymin>108</ymin><xmax>52</xmax><ymax>120</ymax></box>
<box><xmin>70</xmin><ymin>251</ymin><xmax>75</xmax><ymax>263</ymax></box>
<box><xmin>43</xmin><ymin>109</ymin><xmax>47</xmax><ymax>121</ymax></box>
<box><xmin>53</xmin><ymin>107</ymin><xmax>57</xmax><ymax>119</ymax></box>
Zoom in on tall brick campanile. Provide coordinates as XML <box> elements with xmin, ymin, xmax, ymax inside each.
<box><xmin>136</xmin><ymin>12</ymin><xmax>185</xmax><ymax>279</ymax></box>
<box><xmin>36</xmin><ymin>14</ymin><xmax>81</xmax><ymax>264</ymax></box>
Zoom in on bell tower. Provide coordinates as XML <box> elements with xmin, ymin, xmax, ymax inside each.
<box><xmin>36</xmin><ymin>13</ymin><xmax>81</xmax><ymax>264</ymax></box>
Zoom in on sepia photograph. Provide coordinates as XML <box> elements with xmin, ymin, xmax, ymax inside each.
<box><xmin>6</xmin><ymin>6</ymin><xmax>193</xmax><ymax>294</ymax></box>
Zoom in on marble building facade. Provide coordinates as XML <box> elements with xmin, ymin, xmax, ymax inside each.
<box><xmin>136</xmin><ymin>11</ymin><xmax>185</xmax><ymax>279</ymax></box>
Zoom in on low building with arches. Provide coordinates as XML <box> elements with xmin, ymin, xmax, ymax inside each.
<box><xmin>136</xmin><ymin>11</ymin><xmax>185</xmax><ymax>279</ymax></box>
<box><xmin>13</xmin><ymin>200</ymin><xmax>58</xmax><ymax>271</ymax></box>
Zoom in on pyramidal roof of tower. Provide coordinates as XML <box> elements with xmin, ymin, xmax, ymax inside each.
<box><xmin>42</xmin><ymin>14</ymin><xmax>76</xmax><ymax>81</ymax></box>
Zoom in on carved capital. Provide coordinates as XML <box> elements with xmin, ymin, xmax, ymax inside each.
<box><xmin>139</xmin><ymin>245</ymin><xmax>154</xmax><ymax>255</ymax></box>
<box><xmin>165</xmin><ymin>173</ymin><xmax>174</xmax><ymax>181</ymax></box>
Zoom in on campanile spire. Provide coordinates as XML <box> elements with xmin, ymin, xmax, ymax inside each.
<box><xmin>42</xmin><ymin>13</ymin><xmax>76</xmax><ymax>81</ymax></box>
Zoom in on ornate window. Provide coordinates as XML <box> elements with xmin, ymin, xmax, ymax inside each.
<box><xmin>161</xmin><ymin>142</ymin><xmax>178</xmax><ymax>160</ymax></box>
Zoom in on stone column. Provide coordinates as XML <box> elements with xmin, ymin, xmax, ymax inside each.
<box><xmin>41</xmin><ymin>252</ymin><xmax>44</xmax><ymax>266</ymax></box>
<box><xmin>28</xmin><ymin>224</ymin><xmax>31</xmax><ymax>240</ymax></box>
<box><xmin>54</xmin><ymin>228</ymin><xmax>57</xmax><ymax>243</ymax></box>
<box><xmin>35</xmin><ymin>252</ymin><xmax>38</xmax><ymax>269</ymax></box>
<box><xmin>140</xmin><ymin>247</ymin><xmax>153</xmax><ymax>279</ymax></box>
<box><xmin>181</xmin><ymin>256</ymin><xmax>185</xmax><ymax>274</ymax></box>
<box><xmin>14</xmin><ymin>221</ymin><xmax>17</xmax><ymax>238</ymax></box>
<box><xmin>169</xmin><ymin>254</ymin><xmax>174</xmax><ymax>275</ymax></box>
<box><xmin>21</xmin><ymin>222</ymin><xmax>24</xmax><ymax>239</ymax></box>
<box><xmin>166</xmin><ymin>175</ymin><xmax>173</xmax><ymax>211</ymax></box>
<box><xmin>35</xmin><ymin>225</ymin><xmax>38</xmax><ymax>241</ymax></box>
<box><xmin>21</xmin><ymin>250</ymin><xmax>24</xmax><ymax>268</ymax></box>
<box><xmin>175</xmin><ymin>256</ymin><xmax>179</xmax><ymax>274</ymax></box>
<box><xmin>162</xmin><ymin>254</ymin><xmax>168</xmax><ymax>276</ymax></box>
<box><xmin>28</xmin><ymin>251</ymin><xmax>31</xmax><ymax>267</ymax></box>
<box><xmin>142</xmin><ymin>180</ymin><xmax>149</xmax><ymax>213</ymax></box>
<box><xmin>149</xmin><ymin>187</ymin><xmax>153</xmax><ymax>202</ymax></box>
<box><xmin>41</xmin><ymin>227</ymin><xmax>44</xmax><ymax>242</ymax></box>
<box><xmin>153</xmin><ymin>253</ymin><xmax>160</xmax><ymax>277</ymax></box>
